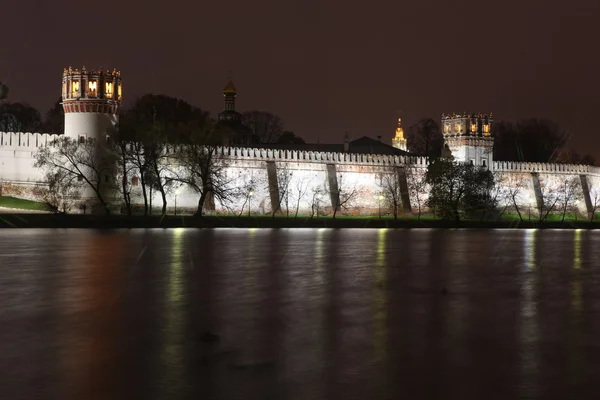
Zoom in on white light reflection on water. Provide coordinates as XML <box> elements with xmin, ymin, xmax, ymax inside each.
<box><xmin>519</xmin><ymin>229</ymin><xmax>540</xmax><ymax>398</ymax></box>
<box><xmin>158</xmin><ymin>228</ymin><xmax>185</xmax><ymax>398</ymax></box>
<box><xmin>569</xmin><ymin>229</ymin><xmax>583</xmax><ymax>387</ymax></box>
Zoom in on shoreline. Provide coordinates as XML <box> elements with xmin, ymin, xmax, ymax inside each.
<box><xmin>0</xmin><ymin>214</ymin><xmax>597</xmax><ymax>229</ymax></box>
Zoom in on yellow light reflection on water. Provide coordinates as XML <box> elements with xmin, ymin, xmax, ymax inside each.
<box><xmin>519</xmin><ymin>229</ymin><xmax>540</xmax><ymax>398</ymax></box>
<box><xmin>569</xmin><ymin>229</ymin><xmax>583</xmax><ymax>385</ymax></box>
<box><xmin>373</xmin><ymin>229</ymin><xmax>388</xmax><ymax>365</ymax></box>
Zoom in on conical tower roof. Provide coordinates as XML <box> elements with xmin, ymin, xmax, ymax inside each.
<box><xmin>223</xmin><ymin>80</ymin><xmax>237</xmax><ymax>95</ymax></box>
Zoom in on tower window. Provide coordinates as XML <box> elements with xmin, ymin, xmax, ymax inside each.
<box><xmin>79</xmin><ymin>135</ymin><xmax>85</xmax><ymax>144</ymax></box>
<box><xmin>88</xmin><ymin>81</ymin><xmax>97</xmax><ymax>97</ymax></box>
<box><xmin>471</xmin><ymin>123</ymin><xmax>477</xmax><ymax>133</ymax></box>
<box><xmin>105</xmin><ymin>82</ymin><xmax>114</xmax><ymax>99</ymax></box>
<box><xmin>482</xmin><ymin>159</ymin><xmax>487</xmax><ymax>167</ymax></box>
<box><xmin>483</xmin><ymin>124</ymin><xmax>490</xmax><ymax>134</ymax></box>
<box><xmin>118</xmin><ymin>84</ymin><xmax>122</xmax><ymax>101</ymax></box>
<box><xmin>71</xmin><ymin>80</ymin><xmax>80</xmax><ymax>97</ymax></box>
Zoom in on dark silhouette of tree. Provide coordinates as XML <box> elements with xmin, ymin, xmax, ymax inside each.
<box><xmin>426</xmin><ymin>158</ymin><xmax>496</xmax><ymax>221</ymax></box>
<box><xmin>42</xmin><ymin>97</ymin><xmax>64</xmax><ymax>134</ymax></box>
<box><xmin>121</xmin><ymin>94</ymin><xmax>210</xmax><ymax>215</ymax></box>
<box><xmin>242</xmin><ymin>111</ymin><xmax>284</xmax><ymax>143</ymax></box>
<box><xmin>277</xmin><ymin>131</ymin><xmax>305</xmax><ymax>144</ymax></box>
<box><xmin>406</xmin><ymin>118</ymin><xmax>443</xmax><ymax>158</ymax></box>
<box><xmin>553</xmin><ymin>148</ymin><xmax>596</xmax><ymax>166</ymax></box>
<box><xmin>173</xmin><ymin>124</ymin><xmax>237</xmax><ymax>216</ymax></box>
<box><xmin>492</xmin><ymin>119</ymin><xmax>567</xmax><ymax>162</ymax></box>
<box><xmin>0</xmin><ymin>102</ymin><xmax>42</xmax><ymax>132</ymax></box>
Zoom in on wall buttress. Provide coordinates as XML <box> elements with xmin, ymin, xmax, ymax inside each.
<box><xmin>580</xmin><ymin>174</ymin><xmax>593</xmax><ymax>219</ymax></box>
<box><xmin>531</xmin><ymin>172</ymin><xmax>544</xmax><ymax>216</ymax></box>
<box><xmin>266</xmin><ymin>161</ymin><xmax>280</xmax><ymax>213</ymax></box>
<box><xmin>326</xmin><ymin>164</ymin><xmax>339</xmax><ymax>211</ymax></box>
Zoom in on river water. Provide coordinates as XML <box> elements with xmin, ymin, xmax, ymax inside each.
<box><xmin>1</xmin><ymin>228</ymin><xmax>599</xmax><ymax>399</ymax></box>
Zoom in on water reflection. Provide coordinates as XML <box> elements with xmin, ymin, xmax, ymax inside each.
<box><xmin>519</xmin><ymin>229</ymin><xmax>540</xmax><ymax>398</ymax></box>
<box><xmin>1</xmin><ymin>228</ymin><xmax>600</xmax><ymax>399</ymax></box>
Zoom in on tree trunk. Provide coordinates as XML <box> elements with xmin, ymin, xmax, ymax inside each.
<box><xmin>513</xmin><ymin>197</ymin><xmax>523</xmax><ymax>221</ymax></box>
<box><xmin>140</xmin><ymin>176</ymin><xmax>148</xmax><ymax>216</ymax></box>
<box><xmin>195</xmin><ymin>191</ymin><xmax>207</xmax><ymax>217</ymax></box>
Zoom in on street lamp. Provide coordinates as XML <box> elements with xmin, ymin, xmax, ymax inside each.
<box><xmin>175</xmin><ymin>187</ymin><xmax>180</xmax><ymax>216</ymax></box>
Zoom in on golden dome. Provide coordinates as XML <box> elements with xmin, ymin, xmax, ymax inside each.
<box><xmin>223</xmin><ymin>80</ymin><xmax>237</xmax><ymax>95</ymax></box>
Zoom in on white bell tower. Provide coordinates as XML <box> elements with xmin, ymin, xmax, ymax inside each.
<box><xmin>442</xmin><ymin>112</ymin><xmax>494</xmax><ymax>168</ymax></box>
<box><xmin>62</xmin><ymin>66</ymin><xmax>122</xmax><ymax>141</ymax></box>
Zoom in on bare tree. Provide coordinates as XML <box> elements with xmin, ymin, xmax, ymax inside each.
<box><xmin>271</xmin><ymin>163</ymin><xmax>293</xmax><ymax>218</ymax></box>
<box><xmin>406</xmin><ymin>164</ymin><xmax>428</xmax><ymax>219</ymax></box>
<box><xmin>34</xmin><ymin>136</ymin><xmax>116</xmax><ymax>214</ymax></box>
<box><xmin>237</xmin><ymin>175</ymin><xmax>259</xmax><ymax>218</ymax></box>
<box><xmin>292</xmin><ymin>177</ymin><xmax>310</xmax><ymax>218</ymax></box>
<box><xmin>377</xmin><ymin>168</ymin><xmax>402</xmax><ymax>219</ymax></box>
<box><xmin>556</xmin><ymin>175</ymin><xmax>582</xmax><ymax>222</ymax></box>
<box><xmin>35</xmin><ymin>170</ymin><xmax>82</xmax><ymax>213</ymax></box>
<box><xmin>588</xmin><ymin>179</ymin><xmax>600</xmax><ymax>221</ymax></box>
<box><xmin>328</xmin><ymin>173</ymin><xmax>358</xmax><ymax>219</ymax></box>
<box><xmin>538</xmin><ymin>176</ymin><xmax>560</xmax><ymax>222</ymax></box>
<box><xmin>498</xmin><ymin>173</ymin><xmax>528</xmax><ymax>221</ymax></box>
<box><xmin>174</xmin><ymin>138</ymin><xmax>236</xmax><ymax>217</ymax></box>
<box><xmin>242</xmin><ymin>111</ymin><xmax>284</xmax><ymax>143</ymax></box>
<box><xmin>310</xmin><ymin>185</ymin><xmax>325</xmax><ymax>218</ymax></box>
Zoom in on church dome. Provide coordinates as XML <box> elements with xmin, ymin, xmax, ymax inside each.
<box><xmin>223</xmin><ymin>80</ymin><xmax>237</xmax><ymax>95</ymax></box>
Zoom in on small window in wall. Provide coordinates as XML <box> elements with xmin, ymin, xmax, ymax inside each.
<box><xmin>132</xmin><ymin>177</ymin><xmax>139</xmax><ymax>186</ymax></box>
<box><xmin>77</xmin><ymin>175</ymin><xmax>83</xmax><ymax>182</ymax></box>
<box><xmin>79</xmin><ymin>135</ymin><xmax>85</xmax><ymax>144</ymax></box>
<box><xmin>470</xmin><ymin>159</ymin><xmax>475</xmax><ymax>165</ymax></box>
<box><xmin>482</xmin><ymin>159</ymin><xmax>487</xmax><ymax>167</ymax></box>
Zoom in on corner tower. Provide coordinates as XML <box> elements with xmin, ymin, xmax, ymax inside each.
<box><xmin>442</xmin><ymin>112</ymin><xmax>494</xmax><ymax>168</ymax></box>
<box><xmin>62</xmin><ymin>66</ymin><xmax>122</xmax><ymax>141</ymax></box>
<box><xmin>392</xmin><ymin>117</ymin><xmax>407</xmax><ymax>151</ymax></box>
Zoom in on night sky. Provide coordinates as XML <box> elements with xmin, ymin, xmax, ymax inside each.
<box><xmin>3</xmin><ymin>0</ymin><xmax>600</xmax><ymax>156</ymax></box>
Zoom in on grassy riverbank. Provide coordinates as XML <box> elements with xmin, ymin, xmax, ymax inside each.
<box><xmin>0</xmin><ymin>196</ymin><xmax>51</xmax><ymax>211</ymax></box>
<box><xmin>0</xmin><ymin>213</ymin><xmax>599</xmax><ymax>229</ymax></box>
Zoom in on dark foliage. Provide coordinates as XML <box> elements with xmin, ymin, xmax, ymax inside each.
<box><xmin>406</xmin><ymin>118</ymin><xmax>443</xmax><ymax>158</ymax></box>
<box><xmin>0</xmin><ymin>102</ymin><xmax>41</xmax><ymax>132</ymax></box>
<box><xmin>426</xmin><ymin>158</ymin><xmax>496</xmax><ymax>221</ymax></box>
<box><xmin>492</xmin><ymin>119</ymin><xmax>567</xmax><ymax>162</ymax></box>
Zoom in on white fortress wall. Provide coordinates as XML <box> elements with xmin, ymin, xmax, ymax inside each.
<box><xmin>2</xmin><ymin>134</ymin><xmax>600</xmax><ymax>216</ymax></box>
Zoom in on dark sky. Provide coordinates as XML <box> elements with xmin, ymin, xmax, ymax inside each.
<box><xmin>3</xmin><ymin>0</ymin><xmax>600</xmax><ymax>156</ymax></box>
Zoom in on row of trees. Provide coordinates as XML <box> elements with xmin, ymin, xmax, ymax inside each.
<box><xmin>405</xmin><ymin>117</ymin><xmax>596</xmax><ymax>165</ymax></box>
<box><xmin>30</xmin><ymin>94</ymin><xmax>306</xmax><ymax>216</ymax></box>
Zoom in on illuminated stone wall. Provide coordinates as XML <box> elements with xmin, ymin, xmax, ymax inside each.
<box><xmin>2</xmin><ymin>135</ymin><xmax>600</xmax><ymax>217</ymax></box>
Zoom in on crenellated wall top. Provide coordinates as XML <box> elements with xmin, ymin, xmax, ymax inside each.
<box><xmin>0</xmin><ymin>132</ymin><xmax>62</xmax><ymax>149</ymax></box>
<box><xmin>212</xmin><ymin>146</ymin><xmax>431</xmax><ymax>167</ymax></box>
<box><xmin>492</xmin><ymin>160</ymin><xmax>600</xmax><ymax>176</ymax></box>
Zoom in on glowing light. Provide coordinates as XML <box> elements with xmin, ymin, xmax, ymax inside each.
<box><xmin>118</xmin><ymin>84</ymin><xmax>122</xmax><ymax>100</ymax></box>
<box><xmin>88</xmin><ymin>81</ymin><xmax>97</xmax><ymax>97</ymax></box>
<box><xmin>471</xmin><ymin>123</ymin><xmax>477</xmax><ymax>133</ymax></box>
<box><xmin>71</xmin><ymin>80</ymin><xmax>80</xmax><ymax>97</ymax></box>
<box><xmin>105</xmin><ymin>82</ymin><xmax>114</xmax><ymax>98</ymax></box>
